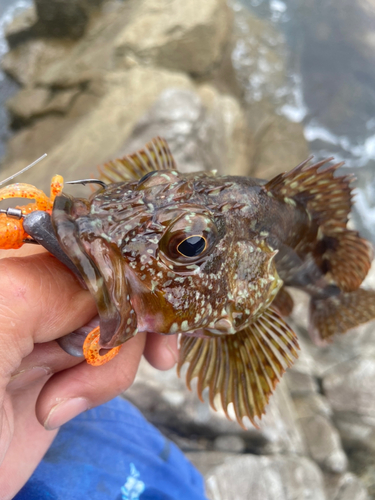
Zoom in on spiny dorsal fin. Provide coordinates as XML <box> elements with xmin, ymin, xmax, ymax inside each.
<box><xmin>99</xmin><ymin>137</ymin><xmax>177</xmax><ymax>183</ymax></box>
<box><xmin>177</xmin><ymin>307</ymin><xmax>299</xmax><ymax>428</ymax></box>
<box><xmin>265</xmin><ymin>158</ymin><xmax>372</xmax><ymax>291</ymax></box>
<box><xmin>264</xmin><ymin>157</ymin><xmax>352</xmax><ymax>226</ymax></box>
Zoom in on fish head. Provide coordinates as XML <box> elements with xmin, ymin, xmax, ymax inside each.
<box><xmin>52</xmin><ymin>169</ymin><xmax>282</xmax><ymax>347</ymax></box>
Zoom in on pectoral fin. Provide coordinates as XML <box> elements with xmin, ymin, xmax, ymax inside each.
<box><xmin>177</xmin><ymin>308</ymin><xmax>299</xmax><ymax>428</ymax></box>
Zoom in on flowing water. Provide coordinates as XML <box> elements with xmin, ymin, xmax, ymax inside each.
<box><xmin>238</xmin><ymin>0</ymin><xmax>375</xmax><ymax>243</ymax></box>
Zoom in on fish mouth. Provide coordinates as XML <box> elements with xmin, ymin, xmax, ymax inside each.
<box><xmin>52</xmin><ymin>193</ymin><xmax>136</xmax><ymax>349</ymax></box>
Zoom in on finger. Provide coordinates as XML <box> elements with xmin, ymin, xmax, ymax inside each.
<box><xmin>0</xmin><ymin>252</ymin><xmax>96</xmax><ymax>378</ymax></box>
<box><xmin>143</xmin><ymin>332</ymin><xmax>178</xmax><ymax>370</ymax></box>
<box><xmin>7</xmin><ymin>342</ymin><xmax>83</xmax><ymax>393</ymax></box>
<box><xmin>36</xmin><ymin>332</ymin><xmax>146</xmax><ymax>430</ymax></box>
<box><xmin>0</xmin><ymin>245</ymin><xmax>47</xmax><ymax>260</ymax></box>
<box><xmin>0</xmin><ymin>378</ymin><xmax>58</xmax><ymax>500</ymax></box>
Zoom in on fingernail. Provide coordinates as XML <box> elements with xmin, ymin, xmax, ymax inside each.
<box><xmin>8</xmin><ymin>366</ymin><xmax>51</xmax><ymax>391</ymax></box>
<box><xmin>44</xmin><ymin>397</ymin><xmax>89</xmax><ymax>430</ymax></box>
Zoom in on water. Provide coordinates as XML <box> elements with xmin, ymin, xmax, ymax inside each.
<box><xmin>237</xmin><ymin>0</ymin><xmax>375</xmax><ymax>242</ymax></box>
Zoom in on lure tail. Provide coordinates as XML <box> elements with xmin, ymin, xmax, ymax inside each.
<box><xmin>309</xmin><ymin>288</ymin><xmax>375</xmax><ymax>343</ymax></box>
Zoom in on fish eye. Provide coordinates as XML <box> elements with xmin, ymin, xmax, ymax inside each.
<box><xmin>177</xmin><ymin>235</ymin><xmax>207</xmax><ymax>258</ymax></box>
<box><xmin>159</xmin><ymin>212</ymin><xmax>218</xmax><ymax>269</ymax></box>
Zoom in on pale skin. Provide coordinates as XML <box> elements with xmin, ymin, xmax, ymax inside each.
<box><xmin>0</xmin><ymin>245</ymin><xmax>178</xmax><ymax>500</ymax></box>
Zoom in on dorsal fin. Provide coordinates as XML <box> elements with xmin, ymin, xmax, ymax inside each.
<box><xmin>264</xmin><ymin>157</ymin><xmax>352</xmax><ymax>226</ymax></box>
<box><xmin>99</xmin><ymin>137</ymin><xmax>177</xmax><ymax>183</ymax></box>
<box><xmin>177</xmin><ymin>307</ymin><xmax>299</xmax><ymax>428</ymax></box>
<box><xmin>264</xmin><ymin>158</ymin><xmax>372</xmax><ymax>291</ymax></box>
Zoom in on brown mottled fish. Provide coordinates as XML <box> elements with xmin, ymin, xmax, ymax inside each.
<box><xmin>2</xmin><ymin>137</ymin><xmax>375</xmax><ymax>427</ymax></box>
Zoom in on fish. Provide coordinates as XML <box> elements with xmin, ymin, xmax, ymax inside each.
<box><xmin>1</xmin><ymin>136</ymin><xmax>375</xmax><ymax>428</ymax></box>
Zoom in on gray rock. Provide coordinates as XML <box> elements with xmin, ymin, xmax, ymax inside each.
<box><xmin>118</xmin><ymin>87</ymin><xmax>251</xmax><ymax>176</ymax></box>
<box><xmin>213</xmin><ymin>435</ymin><xmax>245</xmax><ymax>453</ymax></box>
<box><xmin>333</xmin><ymin>412</ymin><xmax>375</xmax><ymax>453</ymax></box>
<box><xmin>323</xmin><ymin>356</ymin><xmax>375</xmax><ymax>418</ymax></box>
<box><xmin>205</xmin><ymin>455</ymin><xmax>327</xmax><ymax>500</ymax></box>
<box><xmin>294</xmin><ymin>393</ymin><xmax>332</xmax><ymax>420</ymax></box>
<box><xmin>185</xmin><ymin>451</ymin><xmax>238</xmax><ymax>477</ymax></box>
<box><xmin>125</xmin><ymin>359</ymin><xmax>306</xmax><ymax>457</ymax></box>
<box><xmin>299</xmin><ymin>414</ymin><xmax>348</xmax><ymax>473</ymax></box>
<box><xmin>324</xmin><ymin>472</ymin><xmax>369</xmax><ymax>500</ymax></box>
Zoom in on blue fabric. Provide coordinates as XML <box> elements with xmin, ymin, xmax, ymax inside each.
<box><xmin>15</xmin><ymin>397</ymin><xmax>207</xmax><ymax>500</ymax></box>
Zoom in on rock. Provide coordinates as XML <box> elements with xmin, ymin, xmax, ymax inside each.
<box><xmin>294</xmin><ymin>393</ymin><xmax>332</xmax><ymax>420</ymax></box>
<box><xmin>284</xmin><ymin>335</ymin><xmax>319</xmax><ymax>396</ymax></box>
<box><xmin>4</xmin><ymin>6</ymin><xmax>38</xmax><ymax>48</ymax></box>
<box><xmin>14</xmin><ymin>0</ymin><xmax>231</xmax><ymax>88</ymax></box>
<box><xmin>0</xmin><ymin>67</ymin><xmax>195</xmax><ymax>193</ymax></box>
<box><xmin>299</xmin><ymin>414</ymin><xmax>348</xmax><ymax>473</ymax></box>
<box><xmin>1</xmin><ymin>38</ymin><xmax>75</xmax><ymax>86</ymax></box>
<box><xmin>124</xmin><ymin>358</ymin><xmax>306</xmax><ymax>457</ymax></box>
<box><xmin>6</xmin><ymin>87</ymin><xmax>80</xmax><ymax>124</ymax></box>
<box><xmin>205</xmin><ymin>455</ymin><xmax>327</xmax><ymax>500</ymax></box>
<box><xmin>324</xmin><ymin>472</ymin><xmax>369</xmax><ymax>500</ymax></box>
<box><xmin>114</xmin><ymin>0</ymin><xmax>232</xmax><ymax>75</ymax></box>
<box><xmin>248</xmin><ymin>114</ymin><xmax>310</xmax><ymax>180</ymax></box>
<box><xmin>118</xmin><ymin>87</ymin><xmax>251</xmax><ymax>176</ymax></box>
<box><xmin>228</xmin><ymin>3</ymin><xmax>309</xmax><ymax>179</ymax></box>
<box><xmin>333</xmin><ymin>412</ymin><xmax>375</xmax><ymax>453</ymax></box>
<box><xmin>323</xmin><ymin>356</ymin><xmax>375</xmax><ymax>418</ymax></box>
<box><xmin>34</xmin><ymin>0</ymin><xmax>105</xmax><ymax>39</ymax></box>
<box><xmin>213</xmin><ymin>435</ymin><xmax>245</xmax><ymax>453</ymax></box>
<box><xmin>185</xmin><ymin>451</ymin><xmax>238</xmax><ymax>477</ymax></box>
<box><xmin>231</xmin><ymin>3</ymin><xmax>286</xmax><ymax>106</ymax></box>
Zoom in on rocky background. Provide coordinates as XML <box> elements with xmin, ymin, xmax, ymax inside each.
<box><xmin>0</xmin><ymin>1</ymin><xmax>375</xmax><ymax>499</ymax></box>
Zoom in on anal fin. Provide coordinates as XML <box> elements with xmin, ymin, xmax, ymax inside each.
<box><xmin>310</xmin><ymin>288</ymin><xmax>375</xmax><ymax>342</ymax></box>
<box><xmin>177</xmin><ymin>308</ymin><xmax>299</xmax><ymax>428</ymax></box>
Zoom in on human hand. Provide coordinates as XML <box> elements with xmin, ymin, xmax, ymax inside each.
<box><xmin>0</xmin><ymin>245</ymin><xmax>178</xmax><ymax>499</ymax></box>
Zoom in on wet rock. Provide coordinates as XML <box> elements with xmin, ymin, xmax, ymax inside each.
<box><xmin>229</xmin><ymin>3</ymin><xmax>309</xmax><ymax>179</ymax></box>
<box><xmin>324</xmin><ymin>472</ymin><xmax>369</xmax><ymax>500</ymax></box>
<box><xmin>205</xmin><ymin>455</ymin><xmax>326</xmax><ymax>500</ymax></box>
<box><xmin>248</xmin><ymin>114</ymin><xmax>310</xmax><ymax>180</ymax></box>
<box><xmin>119</xmin><ymin>87</ymin><xmax>251</xmax><ymax>176</ymax></box>
<box><xmin>114</xmin><ymin>0</ymin><xmax>232</xmax><ymax>75</ymax></box>
<box><xmin>231</xmin><ymin>3</ymin><xmax>287</xmax><ymax>107</ymax></box>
